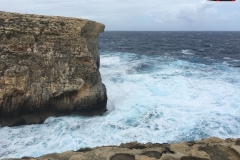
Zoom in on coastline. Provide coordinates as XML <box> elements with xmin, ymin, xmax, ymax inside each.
<box><xmin>5</xmin><ymin>137</ymin><xmax>240</xmax><ymax>160</ymax></box>
<box><xmin>1</xmin><ymin>11</ymin><xmax>240</xmax><ymax>160</ymax></box>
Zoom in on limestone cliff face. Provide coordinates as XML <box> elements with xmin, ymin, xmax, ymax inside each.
<box><xmin>0</xmin><ymin>11</ymin><xmax>107</xmax><ymax>126</ymax></box>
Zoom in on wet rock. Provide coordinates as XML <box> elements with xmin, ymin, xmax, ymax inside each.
<box><xmin>110</xmin><ymin>154</ymin><xmax>135</xmax><ymax>160</ymax></box>
<box><xmin>235</xmin><ymin>139</ymin><xmax>240</xmax><ymax>146</ymax></box>
<box><xmin>199</xmin><ymin>145</ymin><xmax>240</xmax><ymax>160</ymax></box>
<box><xmin>180</xmin><ymin>156</ymin><xmax>209</xmax><ymax>160</ymax></box>
<box><xmin>141</xmin><ymin>151</ymin><xmax>161</xmax><ymax>159</ymax></box>
<box><xmin>135</xmin><ymin>155</ymin><xmax>156</xmax><ymax>160</ymax></box>
<box><xmin>76</xmin><ymin>147</ymin><xmax>92</xmax><ymax>152</ymax></box>
<box><xmin>119</xmin><ymin>142</ymin><xmax>147</xmax><ymax>149</ymax></box>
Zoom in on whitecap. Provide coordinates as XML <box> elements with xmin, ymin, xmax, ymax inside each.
<box><xmin>1</xmin><ymin>52</ymin><xmax>240</xmax><ymax>159</ymax></box>
<box><xmin>223</xmin><ymin>57</ymin><xmax>231</xmax><ymax>60</ymax></box>
<box><xmin>180</xmin><ymin>49</ymin><xmax>194</xmax><ymax>55</ymax></box>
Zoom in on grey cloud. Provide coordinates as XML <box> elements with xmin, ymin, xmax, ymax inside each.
<box><xmin>0</xmin><ymin>0</ymin><xmax>239</xmax><ymax>31</ymax></box>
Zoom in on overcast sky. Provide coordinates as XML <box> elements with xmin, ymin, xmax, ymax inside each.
<box><xmin>0</xmin><ymin>0</ymin><xmax>239</xmax><ymax>31</ymax></box>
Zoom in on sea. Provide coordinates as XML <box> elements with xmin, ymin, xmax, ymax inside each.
<box><xmin>0</xmin><ymin>31</ymin><xmax>240</xmax><ymax>159</ymax></box>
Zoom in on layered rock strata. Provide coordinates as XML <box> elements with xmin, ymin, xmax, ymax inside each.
<box><xmin>0</xmin><ymin>11</ymin><xmax>107</xmax><ymax>126</ymax></box>
<box><xmin>6</xmin><ymin>137</ymin><xmax>240</xmax><ymax>160</ymax></box>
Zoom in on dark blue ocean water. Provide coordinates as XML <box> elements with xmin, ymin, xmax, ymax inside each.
<box><xmin>99</xmin><ymin>31</ymin><xmax>240</xmax><ymax>66</ymax></box>
<box><xmin>0</xmin><ymin>31</ymin><xmax>240</xmax><ymax>159</ymax></box>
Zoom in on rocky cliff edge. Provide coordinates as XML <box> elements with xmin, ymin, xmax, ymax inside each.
<box><xmin>0</xmin><ymin>11</ymin><xmax>107</xmax><ymax>127</ymax></box>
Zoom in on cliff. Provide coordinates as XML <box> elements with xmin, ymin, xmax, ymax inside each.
<box><xmin>5</xmin><ymin>137</ymin><xmax>240</xmax><ymax>160</ymax></box>
<box><xmin>0</xmin><ymin>11</ymin><xmax>107</xmax><ymax>127</ymax></box>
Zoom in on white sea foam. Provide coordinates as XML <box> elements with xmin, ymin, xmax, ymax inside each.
<box><xmin>223</xmin><ymin>57</ymin><xmax>231</xmax><ymax>60</ymax></box>
<box><xmin>0</xmin><ymin>52</ymin><xmax>240</xmax><ymax>159</ymax></box>
<box><xmin>180</xmin><ymin>49</ymin><xmax>194</xmax><ymax>55</ymax></box>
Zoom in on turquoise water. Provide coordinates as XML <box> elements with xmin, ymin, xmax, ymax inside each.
<box><xmin>1</xmin><ymin>31</ymin><xmax>240</xmax><ymax>159</ymax></box>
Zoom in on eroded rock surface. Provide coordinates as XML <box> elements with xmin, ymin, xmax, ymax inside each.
<box><xmin>0</xmin><ymin>11</ymin><xmax>107</xmax><ymax>126</ymax></box>
<box><xmin>6</xmin><ymin>137</ymin><xmax>240</xmax><ymax>160</ymax></box>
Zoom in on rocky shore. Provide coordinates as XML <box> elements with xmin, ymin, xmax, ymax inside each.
<box><xmin>4</xmin><ymin>137</ymin><xmax>240</xmax><ymax>160</ymax></box>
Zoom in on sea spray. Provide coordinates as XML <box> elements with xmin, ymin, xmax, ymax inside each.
<box><xmin>1</xmin><ymin>31</ymin><xmax>240</xmax><ymax>159</ymax></box>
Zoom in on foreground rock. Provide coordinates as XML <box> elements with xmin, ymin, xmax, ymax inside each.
<box><xmin>6</xmin><ymin>137</ymin><xmax>240</xmax><ymax>160</ymax></box>
<box><xmin>0</xmin><ymin>11</ymin><xmax>107</xmax><ymax>126</ymax></box>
